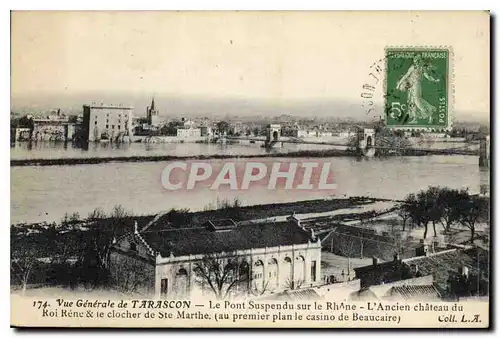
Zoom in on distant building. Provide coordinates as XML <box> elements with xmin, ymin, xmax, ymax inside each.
<box><xmin>230</xmin><ymin>122</ymin><xmax>244</xmax><ymax>135</ymax></box>
<box><xmin>176</xmin><ymin>126</ymin><xmax>201</xmax><ymax>138</ymax></box>
<box><xmin>14</xmin><ymin>127</ymin><xmax>31</xmax><ymax>141</ymax></box>
<box><xmin>353</xmin><ymin>246</ymin><xmax>489</xmax><ymax>298</ymax></box>
<box><xmin>291</xmin><ymin>129</ymin><xmax>308</xmax><ymax>138</ymax></box>
<box><xmin>146</xmin><ymin>97</ymin><xmax>160</xmax><ymax>126</ymax></box>
<box><xmin>82</xmin><ymin>103</ymin><xmax>133</xmax><ymax>142</ymax></box>
<box><xmin>200</xmin><ymin>126</ymin><xmax>213</xmax><ymax>137</ymax></box>
<box><xmin>109</xmin><ymin>215</ymin><xmax>322</xmax><ymax>298</ymax></box>
<box><xmin>181</xmin><ymin>118</ymin><xmax>195</xmax><ymax>129</ymax></box>
<box><xmin>349</xmin><ymin>275</ymin><xmax>441</xmax><ymax>301</ymax></box>
<box><xmin>31</xmin><ymin>118</ymin><xmax>75</xmax><ymax>142</ymax></box>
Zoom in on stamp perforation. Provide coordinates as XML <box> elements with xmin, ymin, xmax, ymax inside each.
<box><xmin>382</xmin><ymin>45</ymin><xmax>454</xmax><ymax>132</ymax></box>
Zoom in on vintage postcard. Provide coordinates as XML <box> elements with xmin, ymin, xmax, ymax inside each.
<box><xmin>10</xmin><ymin>11</ymin><xmax>490</xmax><ymax>328</ymax></box>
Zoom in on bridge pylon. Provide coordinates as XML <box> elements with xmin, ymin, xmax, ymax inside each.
<box><xmin>265</xmin><ymin>124</ymin><xmax>283</xmax><ymax>148</ymax></box>
<box><xmin>479</xmin><ymin>136</ymin><xmax>490</xmax><ymax>168</ymax></box>
<box><xmin>357</xmin><ymin>128</ymin><xmax>376</xmax><ymax>157</ymax></box>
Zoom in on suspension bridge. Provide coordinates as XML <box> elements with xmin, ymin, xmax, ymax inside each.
<box><xmin>224</xmin><ymin>124</ymin><xmax>489</xmax><ymax>167</ymax></box>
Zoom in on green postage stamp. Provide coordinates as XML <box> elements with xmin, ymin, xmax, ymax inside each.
<box><xmin>385</xmin><ymin>48</ymin><xmax>451</xmax><ymax>130</ymax></box>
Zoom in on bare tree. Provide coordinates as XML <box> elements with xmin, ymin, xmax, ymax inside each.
<box><xmin>193</xmin><ymin>252</ymin><xmax>250</xmax><ymax>300</ymax></box>
<box><xmin>250</xmin><ymin>281</ymin><xmax>270</xmax><ymax>297</ymax></box>
<box><xmin>284</xmin><ymin>278</ymin><xmax>305</xmax><ymax>290</ymax></box>
<box><xmin>87</xmin><ymin>207</ymin><xmax>106</xmax><ymax>221</ymax></box>
<box><xmin>111</xmin><ymin>257</ymin><xmax>152</xmax><ymax>294</ymax></box>
<box><xmin>81</xmin><ymin>205</ymin><xmax>131</xmax><ymax>289</ymax></box>
<box><xmin>11</xmin><ymin>236</ymin><xmax>39</xmax><ymax>294</ymax></box>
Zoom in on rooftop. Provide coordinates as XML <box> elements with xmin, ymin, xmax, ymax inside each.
<box><xmin>388</xmin><ymin>285</ymin><xmax>441</xmax><ymax>300</ymax></box>
<box><xmin>140</xmin><ymin>219</ymin><xmax>316</xmax><ymax>257</ymax></box>
<box><xmin>260</xmin><ymin>288</ymin><xmax>322</xmax><ymax>301</ymax></box>
<box><xmin>354</xmin><ymin>246</ymin><xmax>489</xmax><ymax>293</ymax></box>
<box><xmin>85</xmin><ymin>103</ymin><xmax>133</xmax><ymax>109</ymax></box>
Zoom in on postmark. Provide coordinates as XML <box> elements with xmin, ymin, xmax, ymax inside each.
<box><xmin>384</xmin><ymin>47</ymin><xmax>452</xmax><ymax>130</ymax></box>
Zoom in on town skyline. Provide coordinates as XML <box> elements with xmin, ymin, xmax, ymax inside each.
<box><xmin>10</xmin><ymin>92</ymin><xmax>490</xmax><ymax>124</ymax></box>
<box><xmin>11</xmin><ymin>11</ymin><xmax>489</xmax><ymax>122</ymax></box>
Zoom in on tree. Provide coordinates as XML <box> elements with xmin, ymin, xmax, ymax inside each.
<box><xmin>448</xmin><ymin>271</ymin><xmax>487</xmax><ymax>300</ymax></box>
<box><xmin>165</xmin><ymin>208</ymin><xmax>192</xmax><ymax>227</ymax></box>
<box><xmin>11</xmin><ymin>235</ymin><xmax>39</xmax><ymax>294</ymax></box>
<box><xmin>437</xmin><ymin>187</ymin><xmax>469</xmax><ymax>233</ymax></box>
<box><xmin>193</xmin><ymin>252</ymin><xmax>251</xmax><ymax>300</ymax></box>
<box><xmin>336</xmin><ymin>235</ymin><xmax>359</xmax><ymax>278</ymax></box>
<box><xmin>426</xmin><ymin>186</ymin><xmax>444</xmax><ymax>238</ymax></box>
<box><xmin>403</xmin><ymin>192</ymin><xmax>431</xmax><ymax>238</ymax></box>
<box><xmin>457</xmin><ymin>196</ymin><xmax>482</xmax><ymax>243</ymax></box>
<box><xmin>216</xmin><ymin>121</ymin><xmax>230</xmax><ymax>135</ymax></box>
<box><xmin>88</xmin><ymin>208</ymin><xmax>106</xmax><ymax>221</ymax></box>
<box><xmin>111</xmin><ymin>257</ymin><xmax>151</xmax><ymax>295</ymax></box>
<box><xmin>284</xmin><ymin>278</ymin><xmax>304</xmax><ymax>291</ymax></box>
<box><xmin>396</xmin><ymin>203</ymin><xmax>411</xmax><ymax>231</ymax></box>
<box><xmin>81</xmin><ymin>205</ymin><xmax>131</xmax><ymax>289</ymax></box>
<box><xmin>404</xmin><ymin>187</ymin><xmax>444</xmax><ymax>239</ymax></box>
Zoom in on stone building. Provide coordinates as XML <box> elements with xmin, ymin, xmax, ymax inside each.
<box><xmin>176</xmin><ymin>126</ymin><xmax>202</xmax><ymax>138</ymax></box>
<box><xmin>30</xmin><ymin>119</ymin><xmax>75</xmax><ymax>141</ymax></box>
<box><xmin>82</xmin><ymin>102</ymin><xmax>133</xmax><ymax>142</ymax></box>
<box><xmin>109</xmin><ymin>215</ymin><xmax>322</xmax><ymax>299</ymax></box>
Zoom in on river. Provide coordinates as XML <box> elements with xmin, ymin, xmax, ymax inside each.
<box><xmin>10</xmin><ymin>141</ymin><xmax>489</xmax><ymax>224</ymax></box>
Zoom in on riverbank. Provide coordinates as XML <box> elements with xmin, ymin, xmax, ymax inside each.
<box><xmin>12</xmin><ymin>196</ymin><xmax>390</xmax><ymax>228</ymax></box>
<box><xmin>10</xmin><ymin>196</ymin><xmax>391</xmax><ymax>289</ymax></box>
<box><xmin>10</xmin><ymin>147</ymin><xmax>477</xmax><ymax>166</ymax></box>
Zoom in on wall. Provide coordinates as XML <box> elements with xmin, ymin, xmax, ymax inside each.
<box><xmin>153</xmin><ymin>242</ymin><xmax>322</xmax><ymax>299</ymax></box>
<box><xmin>176</xmin><ymin>128</ymin><xmax>202</xmax><ymax>138</ymax></box>
<box><xmin>84</xmin><ymin>105</ymin><xmax>134</xmax><ymax>142</ymax></box>
<box><xmin>109</xmin><ymin>236</ymin><xmax>155</xmax><ymax>296</ymax></box>
<box><xmin>31</xmin><ymin>121</ymin><xmax>68</xmax><ymax>141</ymax></box>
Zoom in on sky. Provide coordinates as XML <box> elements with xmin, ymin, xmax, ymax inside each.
<box><xmin>10</xmin><ymin>11</ymin><xmax>490</xmax><ymax>121</ymax></box>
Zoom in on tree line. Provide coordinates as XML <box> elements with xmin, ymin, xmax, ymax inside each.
<box><xmin>397</xmin><ymin>186</ymin><xmax>488</xmax><ymax>243</ymax></box>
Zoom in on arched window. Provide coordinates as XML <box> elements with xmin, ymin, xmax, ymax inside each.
<box><xmin>174</xmin><ymin>268</ymin><xmax>189</xmax><ymax>298</ymax></box>
<box><xmin>282</xmin><ymin>257</ymin><xmax>293</xmax><ymax>289</ymax></box>
<box><xmin>267</xmin><ymin>258</ymin><xmax>279</xmax><ymax>291</ymax></box>
<box><xmin>296</xmin><ymin>256</ymin><xmax>306</xmax><ymax>288</ymax></box>
<box><xmin>253</xmin><ymin>260</ymin><xmax>264</xmax><ymax>291</ymax></box>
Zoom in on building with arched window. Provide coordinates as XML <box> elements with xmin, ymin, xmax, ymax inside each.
<box><xmin>109</xmin><ymin>215</ymin><xmax>322</xmax><ymax>299</ymax></box>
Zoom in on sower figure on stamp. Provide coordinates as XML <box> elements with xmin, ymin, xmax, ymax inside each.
<box><xmin>396</xmin><ymin>55</ymin><xmax>440</xmax><ymax>124</ymax></box>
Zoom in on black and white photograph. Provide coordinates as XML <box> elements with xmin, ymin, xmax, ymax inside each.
<box><xmin>9</xmin><ymin>10</ymin><xmax>490</xmax><ymax>328</ymax></box>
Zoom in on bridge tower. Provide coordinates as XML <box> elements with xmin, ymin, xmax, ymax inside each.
<box><xmin>479</xmin><ymin>136</ymin><xmax>490</xmax><ymax>168</ymax></box>
<box><xmin>357</xmin><ymin>128</ymin><xmax>376</xmax><ymax>157</ymax></box>
<box><xmin>265</xmin><ymin>124</ymin><xmax>283</xmax><ymax>148</ymax></box>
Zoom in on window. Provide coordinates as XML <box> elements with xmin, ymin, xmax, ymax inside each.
<box><xmin>311</xmin><ymin>260</ymin><xmax>317</xmax><ymax>282</ymax></box>
<box><xmin>94</xmin><ymin>121</ymin><xmax>97</xmax><ymax>125</ymax></box>
<box><xmin>106</xmin><ymin>125</ymin><xmax>109</xmax><ymax>129</ymax></box>
<box><xmin>112</xmin><ymin>125</ymin><xmax>115</xmax><ymax>129</ymax></box>
<box><xmin>160</xmin><ymin>279</ymin><xmax>168</xmax><ymax>298</ymax></box>
<box><xmin>118</xmin><ymin>125</ymin><xmax>121</xmax><ymax>130</ymax></box>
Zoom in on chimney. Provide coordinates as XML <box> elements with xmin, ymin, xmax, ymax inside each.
<box><xmin>310</xmin><ymin>228</ymin><xmax>316</xmax><ymax>241</ymax></box>
<box><xmin>459</xmin><ymin>266</ymin><xmax>469</xmax><ymax>278</ymax></box>
<box><xmin>393</xmin><ymin>253</ymin><xmax>400</xmax><ymax>262</ymax></box>
<box><xmin>287</xmin><ymin>212</ymin><xmax>301</xmax><ymax>227</ymax></box>
<box><xmin>372</xmin><ymin>256</ymin><xmax>379</xmax><ymax>266</ymax></box>
<box><xmin>134</xmin><ymin>221</ymin><xmax>139</xmax><ymax>235</ymax></box>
